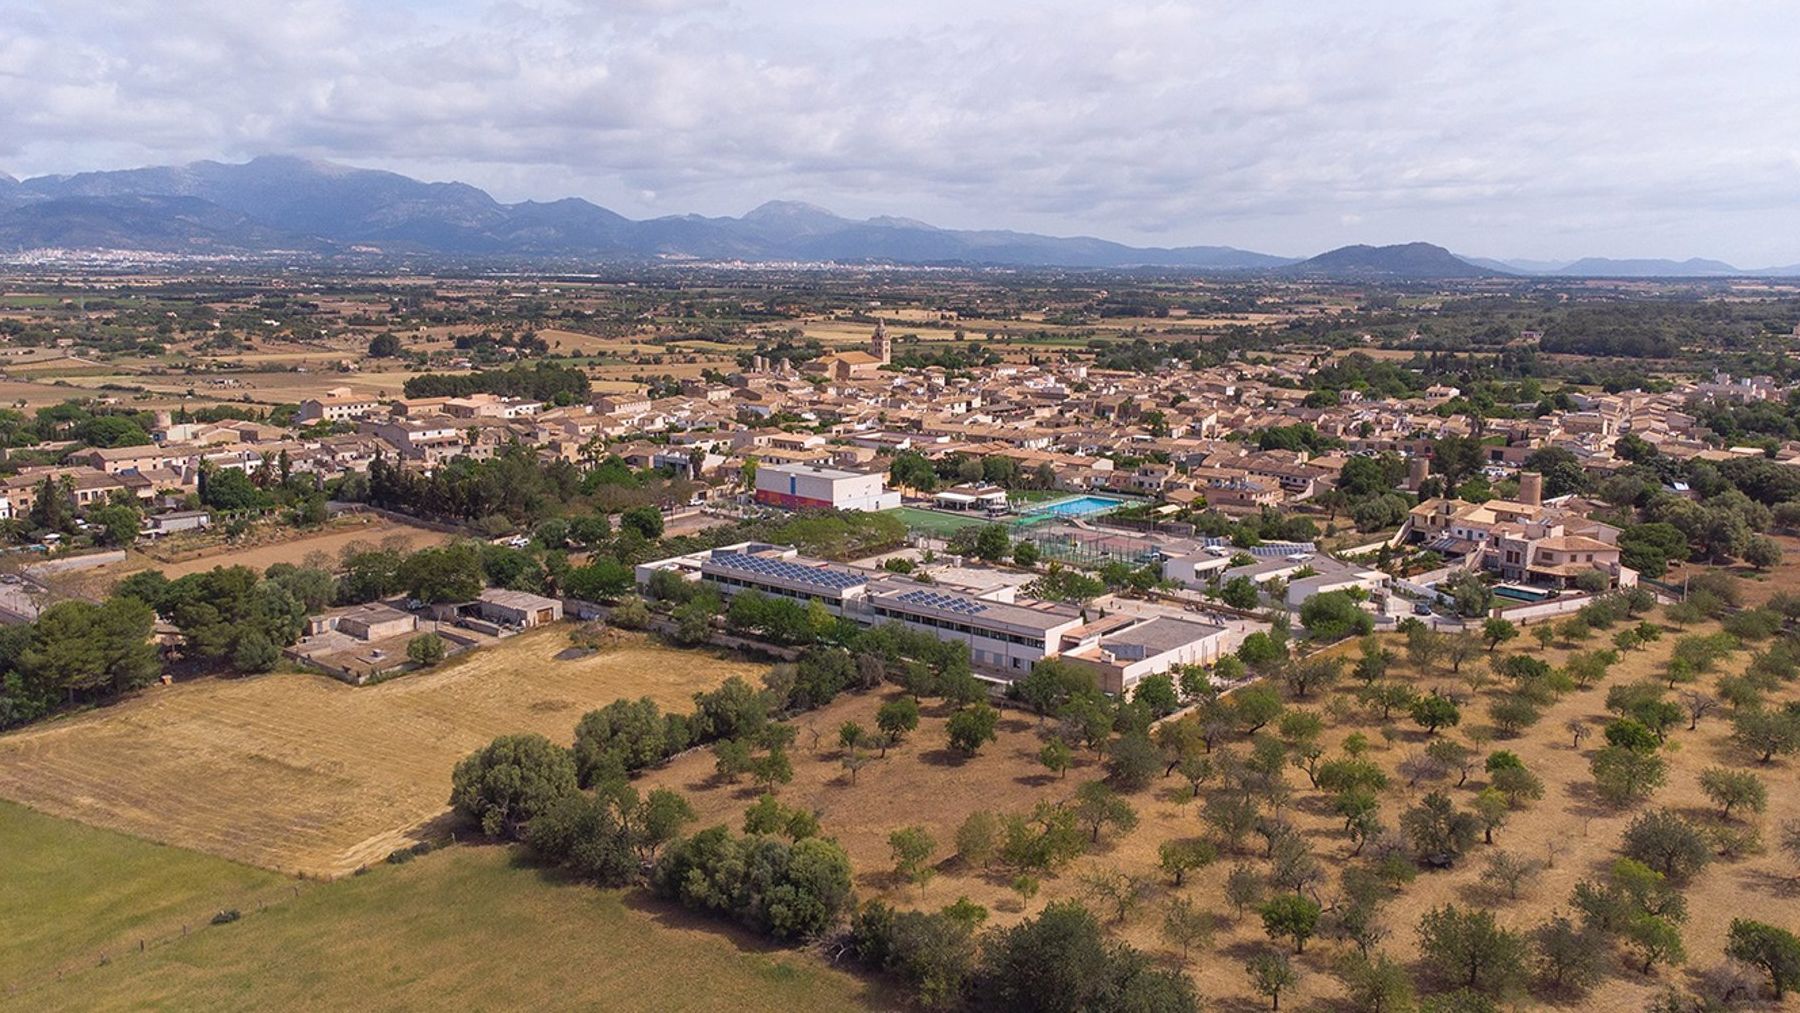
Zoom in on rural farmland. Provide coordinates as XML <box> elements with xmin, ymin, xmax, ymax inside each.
<box><xmin>5</xmin><ymin>812</ymin><xmax>878</xmax><ymax>1012</ymax></box>
<box><xmin>0</xmin><ymin>631</ymin><xmax>764</xmax><ymax>877</ymax></box>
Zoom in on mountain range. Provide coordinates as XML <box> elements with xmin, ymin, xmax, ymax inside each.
<box><xmin>1</xmin><ymin>156</ymin><xmax>1796</xmax><ymax>278</ymax></box>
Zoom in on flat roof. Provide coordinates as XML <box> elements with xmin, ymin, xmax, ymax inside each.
<box><xmin>1100</xmin><ymin>616</ymin><xmax>1226</xmax><ymax>654</ymax></box>
<box><xmin>759</xmin><ymin>462</ymin><xmax>873</xmax><ymax>481</ymax></box>
<box><xmin>339</xmin><ymin>603</ymin><xmax>412</xmax><ymax>623</ymax></box>
<box><xmin>479</xmin><ymin>588</ymin><xmax>560</xmax><ymax>609</ymax></box>
<box><xmin>871</xmin><ymin>585</ymin><xmax>1081</xmax><ymax>634</ymax></box>
<box><xmin>703</xmin><ymin>550</ymin><xmax>867</xmax><ymax>592</ymax></box>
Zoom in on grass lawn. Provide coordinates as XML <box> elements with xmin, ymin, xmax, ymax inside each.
<box><xmin>13</xmin><ymin>843</ymin><xmax>883</xmax><ymax>1013</ymax></box>
<box><xmin>885</xmin><ymin>506</ymin><xmax>993</xmax><ymax>537</ymax></box>
<box><xmin>0</xmin><ymin>800</ymin><xmax>287</xmax><ymax>989</ymax></box>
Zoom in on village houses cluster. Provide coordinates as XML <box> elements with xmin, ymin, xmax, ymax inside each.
<box><xmin>7</xmin><ymin>324</ymin><xmax>1787</xmax><ymax>692</ymax></box>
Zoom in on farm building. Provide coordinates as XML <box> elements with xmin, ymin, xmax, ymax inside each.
<box><xmin>308</xmin><ymin>603</ymin><xmax>417</xmax><ymax>642</ymax></box>
<box><xmin>144</xmin><ymin>510</ymin><xmax>212</xmax><ymax>537</ymax></box>
<box><xmin>477</xmin><ymin>589</ymin><xmax>562</xmax><ymax>628</ymax></box>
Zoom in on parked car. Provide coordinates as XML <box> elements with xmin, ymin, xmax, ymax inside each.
<box><xmin>1412</xmin><ymin>602</ymin><xmax>1433</xmax><ymax>616</ymax></box>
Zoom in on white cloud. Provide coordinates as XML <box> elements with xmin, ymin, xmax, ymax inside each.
<box><xmin>2</xmin><ymin>0</ymin><xmax>1799</xmax><ymax>262</ymax></box>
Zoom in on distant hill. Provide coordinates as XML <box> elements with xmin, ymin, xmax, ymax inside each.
<box><xmin>0</xmin><ymin>156</ymin><xmax>1295</xmax><ymax>269</ymax></box>
<box><xmin>0</xmin><ymin>195</ymin><xmax>328</xmax><ymax>253</ymax></box>
<box><xmin>1282</xmin><ymin>242</ymin><xmax>1499</xmax><ymax>279</ymax></box>
<box><xmin>1550</xmin><ymin>257</ymin><xmax>1742</xmax><ymax>278</ymax></box>
<box><xmin>1463</xmin><ymin>255</ymin><xmax>1800</xmax><ymax>278</ymax></box>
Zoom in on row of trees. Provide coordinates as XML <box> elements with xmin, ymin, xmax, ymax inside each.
<box><xmin>0</xmin><ymin>595</ymin><xmax>160</xmax><ymax>728</ymax></box>
<box><xmin>849</xmin><ymin>899</ymin><xmax>1197</xmax><ymax>1011</ymax></box>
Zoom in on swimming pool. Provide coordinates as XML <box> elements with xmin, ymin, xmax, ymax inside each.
<box><xmin>1026</xmin><ymin>495</ymin><xmax>1128</xmax><ymax>520</ymax></box>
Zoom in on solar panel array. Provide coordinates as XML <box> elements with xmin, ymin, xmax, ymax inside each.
<box><xmin>892</xmin><ymin>588</ymin><xmax>990</xmax><ymax>615</ymax></box>
<box><xmin>1198</xmin><ymin>537</ymin><xmax>1317</xmax><ymax>558</ymax></box>
<box><xmin>708</xmin><ymin>551</ymin><xmax>865</xmax><ymax>590</ymax></box>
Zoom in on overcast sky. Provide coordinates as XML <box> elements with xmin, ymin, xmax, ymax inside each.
<box><xmin>5</xmin><ymin>1</ymin><xmax>1799</xmax><ymax>264</ymax></box>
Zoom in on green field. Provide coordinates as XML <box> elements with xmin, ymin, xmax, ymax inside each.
<box><xmin>0</xmin><ymin>800</ymin><xmax>288</xmax><ymax>990</ymax></box>
<box><xmin>885</xmin><ymin>506</ymin><xmax>993</xmax><ymax>536</ymax></box>
<box><xmin>10</xmin><ymin>829</ymin><xmax>881</xmax><ymax>1012</ymax></box>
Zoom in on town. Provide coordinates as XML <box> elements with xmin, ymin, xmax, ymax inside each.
<box><xmin>0</xmin><ymin>267</ymin><xmax>1797</xmax><ymax>1013</ymax></box>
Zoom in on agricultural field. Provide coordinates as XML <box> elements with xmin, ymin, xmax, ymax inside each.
<box><xmin>40</xmin><ymin>514</ymin><xmax>453</xmax><ymax>599</ymax></box>
<box><xmin>6</xmin><ymin>827</ymin><xmax>879</xmax><ymax>1013</ymax></box>
<box><xmin>639</xmin><ymin>612</ymin><xmax>1800</xmax><ymax>1010</ymax></box>
<box><xmin>0</xmin><ymin>801</ymin><xmax>288</xmax><ymax>992</ymax></box>
<box><xmin>0</xmin><ymin>630</ymin><xmax>765</xmax><ymax>877</ymax></box>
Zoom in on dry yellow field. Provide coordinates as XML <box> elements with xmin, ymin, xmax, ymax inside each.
<box><xmin>0</xmin><ymin>630</ymin><xmax>766</xmax><ymax>878</ymax></box>
<box><xmin>0</xmin><ymin>377</ymin><xmax>131</xmax><ymax>409</ymax></box>
<box><xmin>537</xmin><ymin>326</ymin><xmax>640</xmax><ymax>355</ymax></box>
<box><xmin>42</xmin><ymin>515</ymin><xmax>453</xmax><ymax>599</ymax></box>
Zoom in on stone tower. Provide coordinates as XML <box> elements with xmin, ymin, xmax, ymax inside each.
<box><xmin>1517</xmin><ymin>471</ymin><xmax>1543</xmax><ymax>508</ymax></box>
<box><xmin>870</xmin><ymin>318</ymin><xmax>891</xmax><ymax>364</ymax></box>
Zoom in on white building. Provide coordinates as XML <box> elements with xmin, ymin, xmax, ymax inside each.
<box><xmin>636</xmin><ymin>542</ymin><xmax>1229</xmax><ymax>691</ymax></box>
<box><xmin>298</xmin><ymin>387</ymin><xmax>384</xmax><ymax>423</ymax></box>
<box><xmin>753</xmin><ymin>462</ymin><xmax>900</xmax><ymax>512</ymax></box>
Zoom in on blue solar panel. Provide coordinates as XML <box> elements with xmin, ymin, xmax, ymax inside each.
<box><xmin>708</xmin><ymin>551</ymin><xmax>865</xmax><ymax>590</ymax></box>
<box><xmin>893</xmin><ymin>588</ymin><xmax>988</xmax><ymax>615</ymax></box>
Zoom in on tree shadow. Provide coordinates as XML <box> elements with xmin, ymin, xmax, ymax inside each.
<box><xmin>916</xmin><ymin>747</ymin><xmax>972</xmax><ymax>768</ymax></box>
<box><xmin>1559</xmin><ymin>780</ymin><xmax>1622</xmax><ymax>821</ymax></box>
<box><xmin>1737</xmin><ymin>866</ymin><xmax>1800</xmax><ymax>899</ymax></box>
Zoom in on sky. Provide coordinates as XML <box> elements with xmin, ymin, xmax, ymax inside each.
<box><xmin>4</xmin><ymin>0</ymin><xmax>1800</xmax><ymax>264</ymax></box>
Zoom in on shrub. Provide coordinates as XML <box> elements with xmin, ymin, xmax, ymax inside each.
<box><xmin>1590</xmin><ymin>745</ymin><xmax>1667</xmax><ymax>807</ymax></box>
<box><xmin>1402</xmin><ymin>791</ymin><xmax>1481</xmax><ymax>867</ymax></box>
<box><xmin>652</xmin><ymin>826</ymin><xmax>853</xmax><ymax>940</ymax></box>
<box><xmin>573</xmin><ymin>697</ymin><xmax>670</xmax><ymax>781</ymax></box>
<box><xmin>974</xmin><ymin>901</ymin><xmax>1199</xmax><ymax>1012</ymax></box>
<box><xmin>1726</xmin><ymin>919</ymin><xmax>1800</xmax><ymax>1000</ymax></box>
<box><xmin>450</xmin><ymin>733</ymin><xmax>578</xmax><ymax>839</ymax></box>
<box><xmin>1105</xmin><ymin>733</ymin><xmax>1161</xmax><ymax>791</ymax></box>
<box><xmin>946</xmin><ymin>702</ymin><xmax>1000</xmax><ymax>756</ymax></box>
<box><xmin>1260</xmin><ymin>893</ymin><xmax>1323</xmax><ymax>953</ymax></box>
<box><xmin>1410</xmin><ymin>695</ymin><xmax>1461</xmax><ymax>735</ymax></box>
<box><xmin>1620</xmin><ymin>809</ymin><xmax>1712</xmax><ymax>883</ymax></box>
<box><xmin>1532</xmin><ymin>913</ymin><xmax>1604</xmax><ymax>996</ymax></box>
<box><xmin>1699</xmin><ymin>767</ymin><xmax>1768</xmax><ymax>820</ymax></box>
<box><xmin>1417</xmin><ymin>904</ymin><xmax>1529</xmax><ymax>997</ymax></box>
<box><xmin>848</xmin><ymin>901</ymin><xmax>978</xmax><ymax>1009</ymax></box>
<box><xmin>1489</xmin><ymin>695</ymin><xmax>1542</xmax><ymax>736</ymax></box>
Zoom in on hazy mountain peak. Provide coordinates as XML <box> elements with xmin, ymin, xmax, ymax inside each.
<box><xmin>1551</xmin><ymin>256</ymin><xmax>1741</xmax><ymax>277</ymax></box>
<box><xmin>742</xmin><ymin>199</ymin><xmax>841</xmax><ymax>222</ymax></box>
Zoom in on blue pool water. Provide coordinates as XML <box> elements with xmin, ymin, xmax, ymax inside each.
<box><xmin>1030</xmin><ymin>495</ymin><xmax>1127</xmax><ymax>519</ymax></box>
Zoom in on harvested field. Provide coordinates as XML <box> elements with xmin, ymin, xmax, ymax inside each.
<box><xmin>0</xmin><ymin>630</ymin><xmax>766</xmax><ymax>878</ymax></box>
<box><xmin>0</xmin><ymin>378</ymin><xmax>126</xmax><ymax>410</ymax></box>
<box><xmin>11</xmin><ymin>836</ymin><xmax>879</xmax><ymax>1013</ymax></box>
<box><xmin>537</xmin><ymin>326</ymin><xmax>639</xmax><ymax>355</ymax></box>
<box><xmin>46</xmin><ymin>515</ymin><xmax>453</xmax><ymax>598</ymax></box>
<box><xmin>640</xmin><ymin>614</ymin><xmax>1800</xmax><ymax>1010</ymax></box>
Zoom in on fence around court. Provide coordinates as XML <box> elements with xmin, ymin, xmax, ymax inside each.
<box><xmin>1014</xmin><ymin>525</ymin><xmax>1164</xmax><ymax>567</ymax></box>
